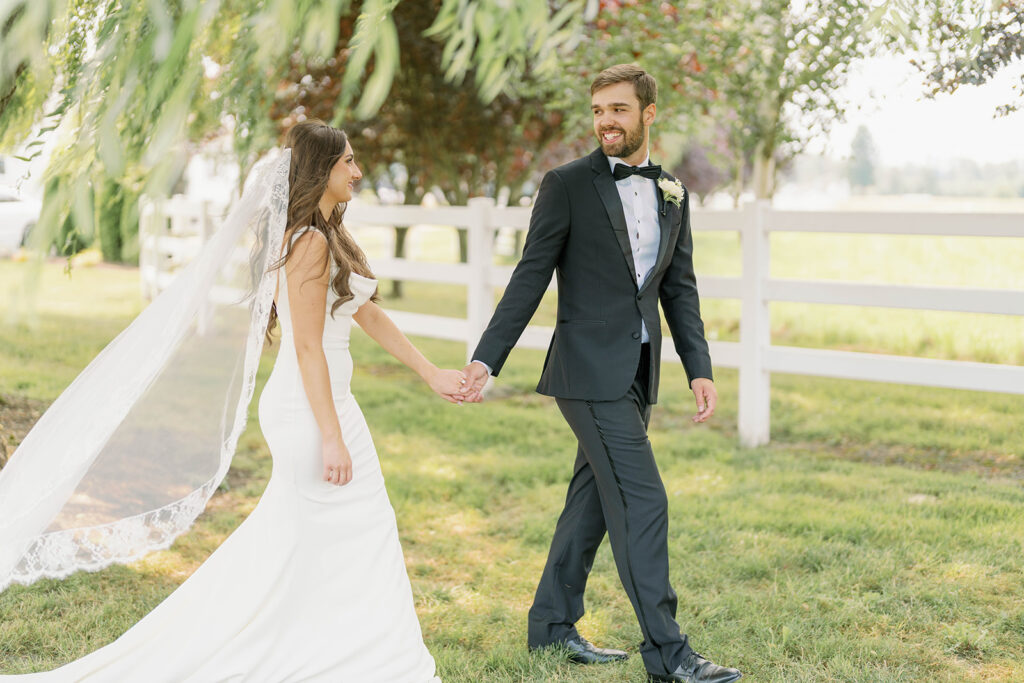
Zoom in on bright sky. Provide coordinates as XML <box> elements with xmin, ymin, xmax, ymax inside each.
<box><xmin>813</xmin><ymin>55</ymin><xmax>1024</xmax><ymax>167</ymax></box>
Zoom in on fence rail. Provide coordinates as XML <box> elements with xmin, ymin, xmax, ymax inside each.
<box><xmin>140</xmin><ymin>195</ymin><xmax>1024</xmax><ymax>446</ymax></box>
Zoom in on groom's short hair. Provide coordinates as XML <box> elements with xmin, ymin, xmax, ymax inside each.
<box><xmin>591</xmin><ymin>64</ymin><xmax>657</xmax><ymax>110</ymax></box>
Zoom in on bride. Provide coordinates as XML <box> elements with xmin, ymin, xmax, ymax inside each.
<box><xmin>0</xmin><ymin>119</ymin><xmax>462</xmax><ymax>681</ymax></box>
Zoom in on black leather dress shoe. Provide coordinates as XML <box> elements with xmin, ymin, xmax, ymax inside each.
<box><xmin>531</xmin><ymin>636</ymin><xmax>629</xmax><ymax>664</ymax></box>
<box><xmin>647</xmin><ymin>652</ymin><xmax>742</xmax><ymax>682</ymax></box>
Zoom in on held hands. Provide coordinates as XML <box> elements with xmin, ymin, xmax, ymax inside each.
<box><xmin>458</xmin><ymin>361</ymin><xmax>489</xmax><ymax>403</ymax></box>
<box><xmin>427</xmin><ymin>367</ymin><xmax>470</xmax><ymax>404</ymax></box>
<box><xmin>323</xmin><ymin>434</ymin><xmax>353</xmax><ymax>486</ymax></box>
<box><xmin>690</xmin><ymin>377</ymin><xmax>717</xmax><ymax>423</ymax></box>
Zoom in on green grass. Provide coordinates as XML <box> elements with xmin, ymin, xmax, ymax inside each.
<box><xmin>1</xmin><ymin>256</ymin><xmax>1023</xmax><ymax>681</ymax></box>
<box><xmin>0</xmin><ymin>260</ymin><xmax>144</xmax><ymax>400</ymax></box>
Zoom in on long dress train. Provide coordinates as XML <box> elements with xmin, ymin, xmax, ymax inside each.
<box><xmin>1</xmin><ymin>242</ymin><xmax>440</xmax><ymax>682</ymax></box>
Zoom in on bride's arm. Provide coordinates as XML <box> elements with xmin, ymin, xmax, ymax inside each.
<box><xmin>353</xmin><ymin>300</ymin><xmax>465</xmax><ymax>403</ymax></box>
<box><xmin>287</xmin><ymin>232</ymin><xmax>352</xmax><ymax>485</ymax></box>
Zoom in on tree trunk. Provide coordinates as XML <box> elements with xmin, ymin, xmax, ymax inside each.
<box><xmin>457</xmin><ymin>229</ymin><xmax>468</xmax><ymax>263</ymax></box>
<box><xmin>96</xmin><ymin>179</ymin><xmax>125</xmax><ymax>262</ymax></box>
<box><xmin>390</xmin><ymin>185</ymin><xmax>425</xmax><ymax>298</ymax></box>
<box><xmin>119</xmin><ymin>187</ymin><xmax>142</xmax><ymax>263</ymax></box>
<box><xmin>391</xmin><ymin>226</ymin><xmax>409</xmax><ymax>298</ymax></box>
<box><xmin>732</xmin><ymin>154</ymin><xmax>744</xmax><ymax>209</ymax></box>
<box><xmin>452</xmin><ymin>189</ymin><xmax>469</xmax><ymax>264</ymax></box>
<box><xmin>506</xmin><ymin>180</ymin><xmax>526</xmax><ymax>257</ymax></box>
<box><xmin>752</xmin><ymin>142</ymin><xmax>776</xmax><ymax>200</ymax></box>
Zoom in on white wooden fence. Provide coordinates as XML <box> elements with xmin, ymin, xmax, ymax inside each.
<box><xmin>140</xmin><ymin>196</ymin><xmax>1024</xmax><ymax>446</ymax></box>
<box><xmin>138</xmin><ymin>196</ymin><xmax>222</xmax><ymax>299</ymax></box>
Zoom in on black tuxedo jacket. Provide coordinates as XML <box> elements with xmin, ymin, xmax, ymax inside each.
<box><xmin>473</xmin><ymin>147</ymin><xmax>712</xmax><ymax>403</ymax></box>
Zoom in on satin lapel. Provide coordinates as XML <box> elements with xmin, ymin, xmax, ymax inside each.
<box><xmin>642</xmin><ymin>175</ymin><xmax>678</xmax><ymax>292</ymax></box>
<box><xmin>592</xmin><ymin>158</ymin><xmax>639</xmax><ymax>287</ymax></box>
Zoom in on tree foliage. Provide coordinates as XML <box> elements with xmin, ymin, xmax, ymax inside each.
<box><xmin>848</xmin><ymin>124</ymin><xmax>877</xmax><ymax>189</ymax></box>
<box><xmin>533</xmin><ymin>0</ymin><xmax>884</xmax><ymax>200</ymax></box>
<box><xmin>0</xmin><ymin>0</ymin><xmax>594</xmax><ymax>261</ymax></box>
<box><xmin>269</xmin><ymin>0</ymin><xmax>591</xmax><ymax>275</ymax></box>
<box><xmin>887</xmin><ymin>0</ymin><xmax>1024</xmax><ymax>116</ymax></box>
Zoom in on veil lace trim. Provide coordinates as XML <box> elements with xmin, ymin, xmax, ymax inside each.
<box><xmin>0</xmin><ymin>151</ymin><xmax>290</xmax><ymax>591</ymax></box>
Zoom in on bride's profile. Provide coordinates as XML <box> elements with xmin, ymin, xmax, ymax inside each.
<box><xmin>0</xmin><ymin>119</ymin><xmax>459</xmax><ymax>682</ymax></box>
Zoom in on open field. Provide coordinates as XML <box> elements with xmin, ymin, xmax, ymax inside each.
<box><xmin>353</xmin><ymin>223</ymin><xmax>1024</xmax><ymax>367</ymax></box>
<box><xmin>1</xmin><ymin>252</ymin><xmax>1022</xmax><ymax>681</ymax></box>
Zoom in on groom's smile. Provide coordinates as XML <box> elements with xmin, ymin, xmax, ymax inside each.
<box><xmin>591</xmin><ymin>80</ymin><xmax>655</xmax><ymax>164</ymax></box>
<box><xmin>601</xmin><ymin>128</ymin><xmax>624</xmax><ymax>144</ymax></box>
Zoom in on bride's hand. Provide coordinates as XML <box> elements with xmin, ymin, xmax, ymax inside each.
<box><xmin>322</xmin><ymin>435</ymin><xmax>353</xmax><ymax>485</ymax></box>
<box><xmin>427</xmin><ymin>368</ymin><xmax>468</xmax><ymax>404</ymax></box>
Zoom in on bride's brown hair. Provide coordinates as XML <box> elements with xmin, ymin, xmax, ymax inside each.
<box><xmin>266</xmin><ymin>119</ymin><xmax>378</xmax><ymax>340</ymax></box>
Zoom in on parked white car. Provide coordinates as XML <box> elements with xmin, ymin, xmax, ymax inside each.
<box><xmin>0</xmin><ymin>186</ymin><xmax>41</xmax><ymax>255</ymax></box>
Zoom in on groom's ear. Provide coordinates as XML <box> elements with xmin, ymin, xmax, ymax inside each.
<box><xmin>643</xmin><ymin>102</ymin><xmax>656</xmax><ymax>127</ymax></box>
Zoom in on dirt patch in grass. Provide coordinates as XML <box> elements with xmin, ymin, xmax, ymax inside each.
<box><xmin>0</xmin><ymin>393</ymin><xmax>47</xmax><ymax>468</ymax></box>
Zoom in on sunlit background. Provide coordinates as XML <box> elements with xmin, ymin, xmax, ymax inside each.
<box><xmin>1</xmin><ymin>2</ymin><xmax>1023</xmax><ymax>680</ymax></box>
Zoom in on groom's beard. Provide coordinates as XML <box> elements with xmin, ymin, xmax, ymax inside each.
<box><xmin>598</xmin><ymin>117</ymin><xmax>645</xmax><ymax>159</ymax></box>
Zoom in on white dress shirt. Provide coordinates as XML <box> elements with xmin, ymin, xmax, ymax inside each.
<box><xmin>608</xmin><ymin>153</ymin><xmax>661</xmax><ymax>343</ymax></box>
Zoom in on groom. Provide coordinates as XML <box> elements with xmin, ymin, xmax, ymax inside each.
<box><xmin>460</xmin><ymin>65</ymin><xmax>741</xmax><ymax>682</ymax></box>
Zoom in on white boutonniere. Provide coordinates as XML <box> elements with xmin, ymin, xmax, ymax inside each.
<box><xmin>657</xmin><ymin>177</ymin><xmax>685</xmax><ymax>207</ymax></box>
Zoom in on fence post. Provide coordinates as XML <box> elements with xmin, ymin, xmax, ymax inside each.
<box><xmin>196</xmin><ymin>200</ymin><xmax>213</xmax><ymax>336</ymax></box>
<box><xmin>739</xmin><ymin>200</ymin><xmax>771</xmax><ymax>446</ymax></box>
<box><xmin>466</xmin><ymin>197</ymin><xmax>495</xmax><ymax>363</ymax></box>
<box><xmin>138</xmin><ymin>196</ymin><xmax>164</xmax><ymax>301</ymax></box>
<box><xmin>138</xmin><ymin>196</ymin><xmax>151</xmax><ymax>299</ymax></box>
<box><xmin>199</xmin><ymin>199</ymin><xmax>212</xmax><ymax>244</ymax></box>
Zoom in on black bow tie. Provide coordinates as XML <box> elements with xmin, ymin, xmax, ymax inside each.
<box><xmin>612</xmin><ymin>163</ymin><xmax>662</xmax><ymax>181</ymax></box>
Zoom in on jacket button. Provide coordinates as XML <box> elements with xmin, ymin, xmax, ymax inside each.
<box><xmin>637</xmin><ymin>294</ymin><xmax>643</xmax><ymax>301</ymax></box>
<box><xmin>632</xmin><ymin>331</ymin><xmax>641</xmax><ymax>340</ymax></box>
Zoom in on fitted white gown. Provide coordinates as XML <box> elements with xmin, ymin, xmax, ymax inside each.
<box><xmin>3</xmin><ymin>242</ymin><xmax>441</xmax><ymax>682</ymax></box>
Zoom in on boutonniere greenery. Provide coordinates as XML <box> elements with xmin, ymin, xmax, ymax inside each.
<box><xmin>657</xmin><ymin>177</ymin><xmax>685</xmax><ymax>207</ymax></box>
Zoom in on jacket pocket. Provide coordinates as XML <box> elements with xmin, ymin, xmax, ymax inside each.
<box><xmin>557</xmin><ymin>319</ymin><xmax>606</xmax><ymax>325</ymax></box>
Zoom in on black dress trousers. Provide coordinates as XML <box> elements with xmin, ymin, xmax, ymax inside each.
<box><xmin>527</xmin><ymin>344</ymin><xmax>691</xmax><ymax>676</ymax></box>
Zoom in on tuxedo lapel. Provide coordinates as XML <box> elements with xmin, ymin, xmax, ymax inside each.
<box><xmin>644</xmin><ymin>176</ymin><xmax>675</xmax><ymax>289</ymax></box>
<box><xmin>590</xmin><ymin>149</ymin><xmax>638</xmax><ymax>288</ymax></box>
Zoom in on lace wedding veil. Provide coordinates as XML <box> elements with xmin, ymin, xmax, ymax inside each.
<box><xmin>0</xmin><ymin>149</ymin><xmax>291</xmax><ymax>591</ymax></box>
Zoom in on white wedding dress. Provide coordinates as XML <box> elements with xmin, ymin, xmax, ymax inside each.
<box><xmin>3</xmin><ymin>236</ymin><xmax>441</xmax><ymax>682</ymax></box>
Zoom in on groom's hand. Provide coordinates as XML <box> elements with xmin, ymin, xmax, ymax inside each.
<box><xmin>690</xmin><ymin>378</ymin><xmax>717</xmax><ymax>423</ymax></box>
<box><xmin>459</xmin><ymin>361</ymin><xmax>490</xmax><ymax>403</ymax></box>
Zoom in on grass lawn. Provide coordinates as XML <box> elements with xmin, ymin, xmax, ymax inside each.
<box><xmin>1</xmin><ymin>255</ymin><xmax>1022</xmax><ymax>682</ymax></box>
